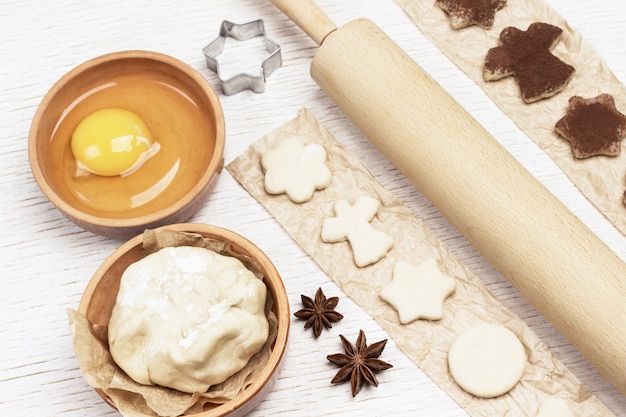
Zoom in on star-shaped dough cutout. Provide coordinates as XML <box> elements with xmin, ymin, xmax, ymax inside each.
<box><xmin>380</xmin><ymin>259</ymin><xmax>456</xmax><ymax>323</ymax></box>
<box><xmin>484</xmin><ymin>22</ymin><xmax>575</xmax><ymax>103</ymax></box>
<box><xmin>555</xmin><ymin>94</ymin><xmax>626</xmax><ymax>158</ymax></box>
<box><xmin>436</xmin><ymin>0</ymin><xmax>507</xmax><ymax>30</ymax></box>
<box><xmin>321</xmin><ymin>196</ymin><xmax>393</xmax><ymax>267</ymax></box>
<box><xmin>261</xmin><ymin>138</ymin><xmax>331</xmax><ymax>203</ymax></box>
<box><xmin>536</xmin><ymin>397</ymin><xmax>574</xmax><ymax>417</ymax></box>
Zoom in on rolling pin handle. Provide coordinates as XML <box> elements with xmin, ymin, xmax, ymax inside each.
<box><xmin>268</xmin><ymin>0</ymin><xmax>337</xmax><ymax>45</ymax></box>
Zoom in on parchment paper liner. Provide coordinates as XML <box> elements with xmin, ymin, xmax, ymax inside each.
<box><xmin>394</xmin><ymin>0</ymin><xmax>626</xmax><ymax>235</ymax></box>
<box><xmin>69</xmin><ymin>229</ymin><xmax>278</xmax><ymax>417</ymax></box>
<box><xmin>226</xmin><ymin>107</ymin><xmax>614</xmax><ymax>416</ymax></box>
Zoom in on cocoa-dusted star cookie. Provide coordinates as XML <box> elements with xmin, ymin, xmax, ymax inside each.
<box><xmin>436</xmin><ymin>0</ymin><xmax>506</xmax><ymax>30</ymax></box>
<box><xmin>484</xmin><ymin>22</ymin><xmax>575</xmax><ymax>103</ymax></box>
<box><xmin>555</xmin><ymin>94</ymin><xmax>626</xmax><ymax>158</ymax></box>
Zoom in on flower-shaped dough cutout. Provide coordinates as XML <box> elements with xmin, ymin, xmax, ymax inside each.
<box><xmin>484</xmin><ymin>22</ymin><xmax>575</xmax><ymax>103</ymax></box>
<box><xmin>555</xmin><ymin>94</ymin><xmax>626</xmax><ymax>159</ymax></box>
<box><xmin>380</xmin><ymin>258</ymin><xmax>456</xmax><ymax>323</ymax></box>
<box><xmin>321</xmin><ymin>196</ymin><xmax>393</xmax><ymax>268</ymax></box>
<box><xmin>436</xmin><ymin>0</ymin><xmax>507</xmax><ymax>30</ymax></box>
<box><xmin>261</xmin><ymin>138</ymin><xmax>331</xmax><ymax>203</ymax></box>
<box><xmin>536</xmin><ymin>397</ymin><xmax>574</xmax><ymax>417</ymax></box>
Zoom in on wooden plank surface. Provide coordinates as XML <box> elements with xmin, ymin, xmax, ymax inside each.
<box><xmin>1</xmin><ymin>0</ymin><xmax>624</xmax><ymax>415</ymax></box>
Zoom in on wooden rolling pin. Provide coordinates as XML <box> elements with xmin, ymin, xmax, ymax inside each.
<box><xmin>269</xmin><ymin>0</ymin><xmax>626</xmax><ymax>397</ymax></box>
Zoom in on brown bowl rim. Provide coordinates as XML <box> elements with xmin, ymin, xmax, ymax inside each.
<box><xmin>28</xmin><ymin>50</ymin><xmax>225</xmax><ymax>232</ymax></box>
<box><xmin>78</xmin><ymin>223</ymin><xmax>290</xmax><ymax>416</ymax></box>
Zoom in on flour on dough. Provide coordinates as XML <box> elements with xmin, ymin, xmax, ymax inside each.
<box><xmin>261</xmin><ymin>137</ymin><xmax>331</xmax><ymax>203</ymax></box>
<box><xmin>108</xmin><ymin>246</ymin><xmax>269</xmax><ymax>394</ymax></box>
<box><xmin>448</xmin><ymin>323</ymin><xmax>526</xmax><ymax>398</ymax></box>
<box><xmin>380</xmin><ymin>258</ymin><xmax>456</xmax><ymax>323</ymax></box>
<box><xmin>321</xmin><ymin>195</ymin><xmax>393</xmax><ymax>267</ymax></box>
<box><xmin>536</xmin><ymin>397</ymin><xmax>575</xmax><ymax>417</ymax></box>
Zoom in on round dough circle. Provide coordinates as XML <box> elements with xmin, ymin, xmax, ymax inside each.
<box><xmin>448</xmin><ymin>323</ymin><xmax>526</xmax><ymax>398</ymax></box>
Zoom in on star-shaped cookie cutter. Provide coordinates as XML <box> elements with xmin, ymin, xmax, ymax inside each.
<box><xmin>202</xmin><ymin>20</ymin><xmax>282</xmax><ymax>95</ymax></box>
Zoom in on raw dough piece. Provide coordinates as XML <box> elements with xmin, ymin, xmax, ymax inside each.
<box><xmin>448</xmin><ymin>323</ymin><xmax>526</xmax><ymax>398</ymax></box>
<box><xmin>435</xmin><ymin>0</ymin><xmax>507</xmax><ymax>30</ymax></box>
<box><xmin>321</xmin><ymin>195</ymin><xmax>393</xmax><ymax>267</ymax></box>
<box><xmin>261</xmin><ymin>137</ymin><xmax>331</xmax><ymax>203</ymax></box>
<box><xmin>484</xmin><ymin>22</ymin><xmax>575</xmax><ymax>103</ymax></box>
<box><xmin>555</xmin><ymin>94</ymin><xmax>626</xmax><ymax>159</ymax></box>
<box><xmin>536</xmin><ymin>397</ymin><xmax>575</xmax><ymax>417</ymax></box>
<box><xmin>380</xmin><ymin>258</ymin><xmax>456</xmax><ymax>323</ymax></box>
<box><xmin>108</xmin><ymin>246</ymin><xmax>269</xmax><ymax>393</ymax></box>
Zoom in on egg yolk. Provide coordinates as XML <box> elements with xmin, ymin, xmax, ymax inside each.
<box><xmin>71</xmin><ymin>108</ymin><xmax>158</xmax><ymax>176</ymax></box>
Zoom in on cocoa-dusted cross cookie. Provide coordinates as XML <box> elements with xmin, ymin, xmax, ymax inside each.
<box><xmin>436</xmin><ymin>0</ymin><xmax>506</xmax><ymax>30</ymax></box>
<box><xmin>484</xmin><ymin>22</ymin><xmax>575</xmax><ymax>103</ymax></box>
<box><xmin>555</xmin><ymin>94</ymin><xmax>626</xmax><ymax>159</ymax></box>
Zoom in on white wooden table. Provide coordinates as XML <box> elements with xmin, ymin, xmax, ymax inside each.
<box><xmin>1</xmin><ymin>0</ymin><xmax>625</xmax><ymax>415</ymax></box>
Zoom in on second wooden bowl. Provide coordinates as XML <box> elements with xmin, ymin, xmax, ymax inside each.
<box><xmin>78</xmin><ymin>223</ymin><xmax>290</xmax><ymax>417</ymax></box>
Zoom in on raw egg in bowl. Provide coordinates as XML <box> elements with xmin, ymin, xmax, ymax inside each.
<box><xmin>29</xmin><ymin>50</ymin><xmax>225</xmax><ymax>238</ymax></box>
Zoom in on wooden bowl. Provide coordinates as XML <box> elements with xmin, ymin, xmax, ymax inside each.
<box><xmin>78</xmin><ymin>223</ymin><xmax>290</xmax><ymax>417</ymax></box>
<box><xmin>29</xmin><ymin>51</ymin><xmax>225</xmax><ymax>239</ymax></box>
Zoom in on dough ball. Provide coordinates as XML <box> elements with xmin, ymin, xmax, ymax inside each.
<box><xmin>108</xmin><ymin>246</ymin><xmax>269</xmax><ymax>393</ymax></box>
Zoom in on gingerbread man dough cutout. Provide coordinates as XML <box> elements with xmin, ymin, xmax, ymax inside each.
<box><xmin>321</xmin><ymin>196</ymin><xmax>393</xmax><ymax>267</ymax></box>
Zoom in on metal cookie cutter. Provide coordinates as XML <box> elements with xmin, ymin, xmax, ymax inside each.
<box><xmin>202</xmin><ymin>20</ymin><xmax>282</xmax><ymax>95</ymax></box>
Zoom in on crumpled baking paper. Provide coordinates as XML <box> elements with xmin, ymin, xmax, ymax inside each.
<box><xmin>69</xmin><ymin>229</ymin><xmax>278</xmax><ymax>417</ymax></box>
<box><xmin>226</xmin><ymin>107</ymin><xmax>614</xmax><ymax>417</ymax></box>
<box><xmin>395</xmin><ymin>0</ymin><xmax>626</xmax><ymax>235</ymax></box>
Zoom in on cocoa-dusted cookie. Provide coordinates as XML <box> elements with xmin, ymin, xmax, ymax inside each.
<box><xmin>484</xmin><ymin>22</ymin><xmax>575</xmax><ymax>103</ymax></box>
<box><xmin>436</xmin><ymin>0</ymin><xmax>506</xmax><ymax>29</ymax></box>
<box><xmin>555</xmin><ymin>94</ymin><xmax>626</xmax><ymax>158</ymax></box>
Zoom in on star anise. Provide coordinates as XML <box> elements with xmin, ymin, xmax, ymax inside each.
<box><xmin>294</xmin><ymin>287</ymin><xmax>343</xmax><ymax>338</ymax></box>
<box><xmin>327</xmin><ymin>329</ymin><xmax>393</xmax><ymax>397</ymax></box>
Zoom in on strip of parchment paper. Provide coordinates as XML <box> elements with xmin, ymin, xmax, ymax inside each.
<box><xmin>394</xmin><ymin>0</ymin><xmax>626</xmax><ymax>235</ymax></box>
<box><xmin>226</xmin><ymin>107</ymin><xmax>613</xmax><ymax>417</ymax></box>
